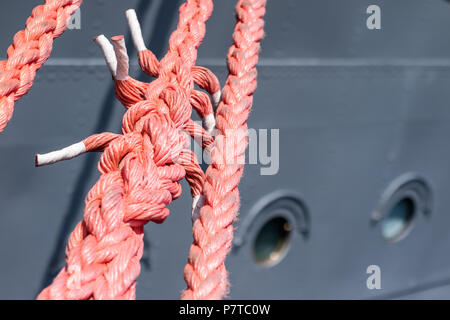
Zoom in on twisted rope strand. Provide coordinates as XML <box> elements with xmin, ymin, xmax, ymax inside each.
<box><xmin>37</xmin><ymin>1</ymin><xmax>214</xmax><ymax>300</ymax></box>
<box><xmin>0</xmin><ymin>0</ymin><xmax>82</xmax><ymax>133</ymax></box>
<box><xmin>182</xmin><ymin>0</ymin><xmax>266</xmax><ymax>300</ymax></box>
<box><xmin>34</xmin><ymin>0</ymin><xmax>264</xmax><ymax>300</ymax></box>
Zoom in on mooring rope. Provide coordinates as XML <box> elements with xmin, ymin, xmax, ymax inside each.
<box><xmin>182</xmin><ymin>0</ymin><xmax>267</xmax><ymax>300</ymax></box>
<box><xmin>4</xmin><ymin>0</ymin><xmax>265</xmax><ymax>300</ymax></box>
<box><xmin>0</xmin><ymin>0</ymin><xmax>83</xmax><ymax>133</ymax></box>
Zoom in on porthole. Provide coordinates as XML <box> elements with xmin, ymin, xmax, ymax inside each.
<box><xmin>253</xmin><ymin>216</ymin><xmax>292</xmax><ymax>266</ymax></box>
<box><xmin>371</xmin><ymin>173</ymin><xmax>432</xmax><ymax>243</ymax></box>
<box><xmin>381</xmin><ymin>197</ymin><xmax>415</xmax><ymax>242</ymax></box>
<box><xmin>233</xmin><ymin>191</ymin><xmax>309</xmax><ymax>267</ymax></box>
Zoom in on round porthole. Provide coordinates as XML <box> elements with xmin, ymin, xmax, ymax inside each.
<box><xmin>381</xmin><ymin>197</ymin><xmax>415</xmax><ymax>242</ymax></box>
<box><xmin>253</xmin><ymin>216</ymin><xmax>292</xmax><ymax>266</ymax></box>
<box><xmin>233</xmin><ymin>191</ymin><xmax>309</xmax><ymax>267</ymax></box>
<box><xmin>371</xmin><ymin>173</ymin><xmax>432</xmax><ymax>243</ymax></box>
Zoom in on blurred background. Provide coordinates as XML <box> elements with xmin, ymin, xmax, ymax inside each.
<box><xmin>1</xmin><ymin>0</ymin><xmax>450</xmax><ymax>299</ymax></box>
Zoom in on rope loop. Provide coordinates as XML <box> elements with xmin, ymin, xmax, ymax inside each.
<box><xmin>31</xmin><ymin>0</ymin><xmax>265</xmax><ymax>300</ymax></box>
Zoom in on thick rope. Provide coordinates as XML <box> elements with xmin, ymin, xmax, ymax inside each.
<box><xmin>182</xmin><ymin>0</ymin><xmax>266</xmax><ymax>300</ymax></box>
<box><xmin>37</xmin><ymin>0</ymin><xmax>215</xmax><ymax>299</ymax></box>
<box><xmin>0</xmin><ymin>0</ymin><xmax>82</xmax><ymax>133</ymax></box>
<box><xmin>34</xmin><ymin>0</ymin><xmax>265</xmax><ymax>300</ymax></box>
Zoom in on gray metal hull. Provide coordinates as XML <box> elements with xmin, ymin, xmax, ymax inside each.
<box><xmin>0</xmin><ymin>0</ymin><xmax>449</xmax><ymax>299</ymax></box>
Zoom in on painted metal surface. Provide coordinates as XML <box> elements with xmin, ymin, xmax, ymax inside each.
<box><xmin>1</xmin><ymin>0</ymin><xmax>450</xmax><ymax>299</ymax></box>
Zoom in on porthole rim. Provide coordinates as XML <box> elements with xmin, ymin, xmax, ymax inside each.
<box><xmin>234</xmin><ymin>190</ymin><xmax>310</xmax><ymax>248</ymax></box>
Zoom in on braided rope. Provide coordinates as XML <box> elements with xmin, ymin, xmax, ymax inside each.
<box><xmin>34</xmin><ymin>0</ymin><xmax>265</xmax><ymax>300</ymax></box>
<box><xmin>0</xmin><ymin>0</ymin><xmax>82</xmax><ymax>133</ymax></box>
<box><xmin>182</xmin><ymin>0</ymin><xmax>266</xmax><ymax>300</ymax></box>
<box><xmin>37</xmin><ymin>0</ymin><xmax>215</xmax><ymax>299</ymax></box>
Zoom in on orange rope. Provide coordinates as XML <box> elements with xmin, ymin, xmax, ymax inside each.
<box><xmin>33</xmin><ymin>0</ymin><xmax>265</xmax><ymax>300</ymax></box>
<box><xmin>182</xmin><ymin>0</ymin><xmax>267</xmax><ymax>299</ymax></box>
<box><xmin>37</xmin><ymin>0</ymin><xmax>215</xmax><ymax>299</ymax></box>
<box><xmin>0</xmin><ymin>0</ymin><xmax>82</xmax><ymax>133</ymax></box>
